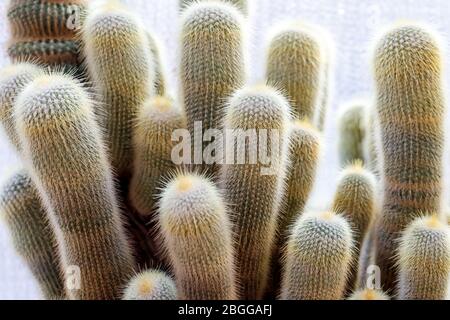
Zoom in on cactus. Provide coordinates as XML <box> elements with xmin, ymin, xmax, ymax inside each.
<box><xmin>15</xmin><ymin>73</ymin><xmax>135</xmax><ymax>300</ymax></box>
<box><xmin>337</xmin><ymin>103</ymin><xmax>366</xmax><ymax>167</ymax></box>
<box><xmin>356</xmin><ymin>221</ymin><xmax>377</xmax><ymax>290</ymax></box>
<box><xmin>363</xmin><ymin>105</ymin><xmax>380</xmax><ymax>174</ymax></box>
<box><xmin>398</xmin><ymin>216</ymin><xmax>450</xmax><ymax>300</ymax></box>
<box><xmin>348</xmin><ymin>289</ymin><xmax>390</xmax><ymax>300</ymax></box>
<box><xmin>180</xmin><ymin>2</ymin><xmax>246</xmax><ymax>174</ymax></box>
<box><xmin>269</xmin><ymin>120</ymin><xmax>321</xmax><ymax>296</ymax></box>
<box><xmin>83</xmin><ymin>0</ymin><xmax>154</xmax><ymax>176</ymax></box>
<box><xmin>221</xmin><ymin>85</ymin><xmax>290</xmax><ymax>300</ymax></box>
<box><xmin>373</xmin><ymin>24</ymin><xmax>445</xmax><ymax>293</ymax></box>
<box><xmin>0</xmin><ymin>169</ymin><xmax>65</xmax><ymax>299</ymax></box>
<box><xmin>266</xmin><ymin>23</ymin><xmax>326</xmax><ymax>121</ymax></box>
<box><xmin>280</xmin><ymin>211</ymin><xmax>353</xmax><ymax>300</ymax></box>
<box><xmin>332</xmin><ymin>162</ymin><xmax>377</xmax><ymax>292</ymax></box>
<box><xmin>129</xmin><ymin>96</ymin><xmax>186</xmax><ymax>216</ymax></box>
<box><xmin>7</xmin><ymin>0</ymin><xmax>86</xmax><ymax>73</ymax></box>
<box><xmin>314</xmin><ymin>58</ymin><xmax>330</xmax><ymax>131</ymax></box>
<box><xmin>147</xmin><ymin>33</ymin><xmax>167</xmax><ymax>96</ymax></box>
<box><xmin>0</xmin><ymin>63</ymin><xmax>44</xmax><ymax>151</ymax></box>
<box><xmin>123</xmin><ymin>269</ymin><xmax>177</xmax><ymax>300</ymax></box>
<box><xmin>159</xmin><ymin>173</ymin><xmax>236</xmax><ymax>300</ymax></box>
<box><xmin>278</xmin><ymin>120</ymin><xmax>321</xmax><ymax>238</ymax></box>
<box><xmin>179</xmin><ymin>0</ymin><xmax>248</xmax><ymax>15</ymax></box>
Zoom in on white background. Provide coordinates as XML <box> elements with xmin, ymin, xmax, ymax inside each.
<box><xmin>1</xmin><ymin>0</ymin><xmax>450</xmax><ymax>299</ymax></box>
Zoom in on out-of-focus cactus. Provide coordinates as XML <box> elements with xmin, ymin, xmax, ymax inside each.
<box><xmin>221</xmin><ymin>85</ymin><xmax>290</xmax><ymax>300</ymax></box>
<box><xmin>373</xmin><ymin>24</ymin><xmax>445</xmax><ymax>293</ymax></box>
<box><xmin>398</xmin><ymin>216</ymin><xmax>450</xmax><ymax>300</ymax></box>
<box><xmin>15</xmin><ymin>73</ymin><xmax>135</xmax><ymax>300</ymax></box>
<box><xmin>363</xmin><ymin>105</ymin><xmax>380</xmax><ymax>175</ymax></box>
<box><xmin>0</xmin><ymin>63</ymin><xmax>43</xmax><ymax>151</ymax></box>
<box><xmin>129</xmin><ymin>96</ymin><xmax>186</xmax><ymax>216</ymax></box>
<box><xmin>123</xmin><ymin>270</ymin><xmax>177</xmax><ymax>300</ymax></box>
<box><xmin>348</xmin><ymin>289</ymin><xmax>390</xmax><ymax>300</ymax></box>
<box><xmin>332</xmin><ymin>162</ymin><xmax>377</xmax><ymax>292</ymax></box>
<box><xmin>159</xmin><ymin>173</ymin><xmax>236</xmax><ymax>300</ymax></box>
<box><xmin>337</xmin><ymin>103</ymin><xmax>366</xmax><ymax>167</ymax></box>
<box><xmin>280</xmin><ymin>211</ymin><xmax>353</xmax><ymax>300</ymax></box>
<box><xmin>147</xmin><ymin>32</ymin><xmax>167</xmax><ymax>96</ymax></box>
<box><xmin>83</xmin><ymin>1</ymin><xmax>154</xmax><ymax>175</ymax></box>
<box><xmin>314</xmin><ymin>57</ymin><xmax>330</xmax><ymax>131</ymax></box>
<box><xmin>0</xmin><ymin>170</ymin><xmax>64</xmax><ymax>299</ymax></box>
<box><xmin>266</xmin><ymin>23</ymin><xmax>326</xmax><ymax>121</ymax></box>
<box><xmin>179</xmin><ymin>0</ymin><xmax>248</xmax><ymax>15</ymax></box>
<box><xmin>180</xmin><ymin>2</ymin><xmax>246</xmax><ymax>175</ymax></box>
<box><xmin>7</xmin><ymin>0</ymin><xmax>86</xmax><ymax>73</ymax></box>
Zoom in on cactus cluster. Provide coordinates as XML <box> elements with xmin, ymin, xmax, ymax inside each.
<box><xmin>7</xmin><ymin>0</ymin><xmax>86</xmax><ymax>75</ymax></box>
<box><xmin>0</xmin><ymin>1</ymin><xmax>449</xmax><ymax>301</ymax></box>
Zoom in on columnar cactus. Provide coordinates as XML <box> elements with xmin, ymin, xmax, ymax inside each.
<box><xmin>278</xmin><ymin>120</ymin><xmax>321</xmax><ymax>238</ymax></box>
<box><xmin>363</xmin><ymin>105</ymin><xmax>380</xmax><ymax>174</ymax></box>
<box><xmin>180</xmin><ymin>2</ymin><xmax>246</xmax><ymax>174</ymax></box>
<box><xmin>0</xmin><ymin>63</ymin><xmax>44</xmax><ymax>151</ymax></box>
<box><xmin>179</xmin><ymin>0</ymin><xmax>248</xmax><ymax>15</ymax></box>
<box><xmin>373</xmin><ymin>24</ymin><xmax>445</xmax><ymax>293</ymax></box>
<box><xmin>280</xmin><ymin>211</ymin><xmax>353</xmax><ymax>300</ymax></box>
<box><xmin>147</xmin><ymin>33</ymin><xmax>167</xmax><ymax>96</ymax></box>
<box><xmin>129</xmin><ymin>96</ymin><xmax>186</xmax><ymax>216</ymax></box>
<box><xmin>337</xmin><ymin>103</ymin><xmax>366</xmax><ymax>167</ymax></box>
<box><xmin>0</xmin><ymin>170</ymin><xmax>64</xmax><ymax>299</ymax></box>
<box><xmin>7</xmin><ymin>0</ymin><xmax>86</xmax><ymax>72</ymax></box>
<box><xmin>159</xmin><ymin>173</ymin><xmax>236</xmax><ymax>300</ymax></box>
<box><xmin>348</xmin><ymin>289</ymin><xmax>390</xmax><ymax>300</ymax></box>
<box><xmin>332</xmin><ymin>162</ymin><xmax>377</xmax><ymax>292</ymax></box>
<box><xmin>315</xmin><ymin>57</ymin><xmax>330</xmax><ymax>131</ymax></box>
<box><xmin>15</xmin><ymin>73</ymin><xmax>135</xmax><ymax>300</ymax></box>
<box><xmin>356</xmin><ymin>222</ymin><xmax>377</xmax><ymax>290</ymax></box>
<box><xmin>123</xmin><ymin>270</ymin><xmax>177</xmax><ymax>300</ymax></box>
<box><xmin>83</xmin><ymin>1</ymin><xmax>154</xmax><ymax>175</ymax></box>
<box><xmin>398</xmin><ymin>216</ymin><xmax>450</xmax><ymax>300</ymax></box>
<box><xmin>266</xmin><ymin>23</ymin><xmax>326</xmax><ymax>121</ymax></box>
<box><xmin>221</xmin><ymin>85</ymin><xmax>290</xmax><ymax>300</ymax></box>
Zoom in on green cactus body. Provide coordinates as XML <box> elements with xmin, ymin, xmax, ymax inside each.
<box><xmin>221</xmin><ymin>86</ymin><xmax>290</xmax><ymax>300</ymax></box>
<box><xmin>373</xmin><ymin>25</ymin><xmax>445</xmax><ymax>293</ymax></box>
<box><xmin>332</xmin><ymin>162</ymin><xmax>377</xmax><ymax>292</ymax></box>
<box><xmin>123</xmin><ymin>270</ymin><xmax>177</xmax><ymax>300</ymax></box>
<box><xmin>180</xmin><ymin>2</ymin><xmax>246</xmax><ymax>174</ymax></box>
<box><xmin>348</xmin><ymin>289</ymin><xmax>390</xmax><ymax>300</ymax></box>
<box><xmin>179</xmin><ymin>0</ymin><xmax>248</xmax><ymax>15</ymax></box>
<box><xmin>147</xmin><ymin>32</ymin><xmax>167</xmax><ymax>96</ymax></box>
<box><xmin>337</xmin><ymin>103</ymin><xmax>366</xmax><ymax>167</ymax></box>
<box><xmin>266</xmin><ymin>23</ymin><xmax>325</xmax><ymax>121</ymax></box>
<box><xmin>129</xmin><ymin>96</ymin><xmax>186</xmax><ymax>216</ymax></box>
<box><xmin>398</xmin><ymin>216</ymin><xmax>450</xmax><ymax>300</ymax></box>
<box><xmin>7</xmin><ymin>0</ymin><xmax>86</xmax><ymax>73</ymax></box>
<box><xmin>159</xmin><ymin>173</ymin><xmax>236</xmax><ymax>300</ymax></box>
<box><xmin>83</xmin><ymin>1</ymin><xmax>154</xmax><ymax>176</ymax></box>
<box><xmin>15</xmin><ymin>74</ymin><xmax>135</xmax><ymax>300</ymax></box>
<box><xmin>0</xmin><ymin>170</ymin><xmax>64</xmax><ymax>299</ymax></box>
<box><xmin>280</xmin><ymin>211</ymin><xmax>353</xmax><ymax>300</ymax></box>
<box><xmin>0</xmin><ymin>63</ymin><xmax>44</xmax><ymax>151</ymax></box>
